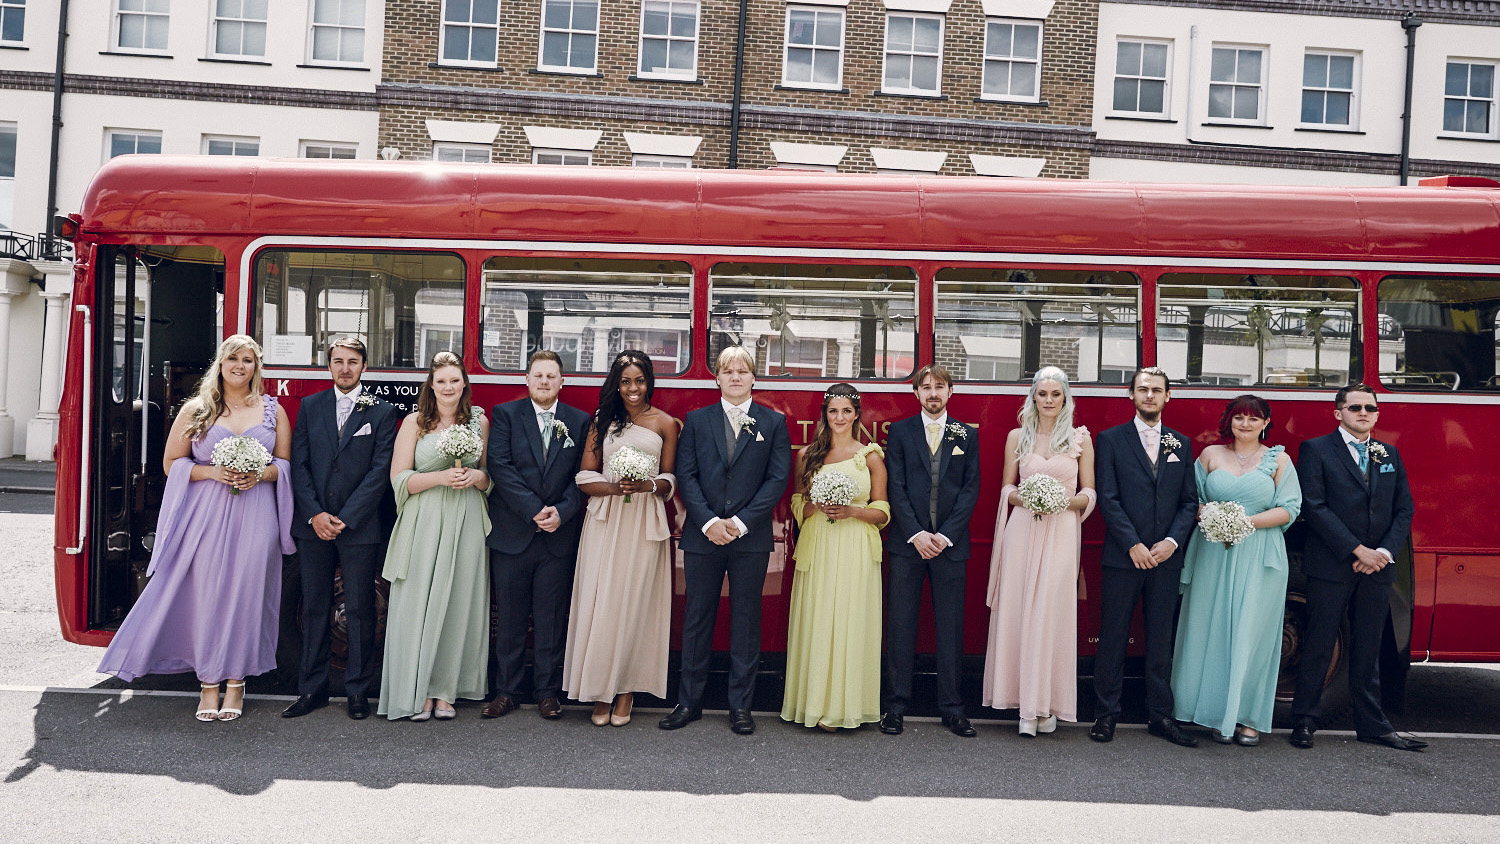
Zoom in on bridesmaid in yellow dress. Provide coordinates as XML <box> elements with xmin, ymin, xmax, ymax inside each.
<box><xmin>783</xmin><ymin>383</ymin><xmax>890</xmax><ymax>731</ymax></box>
<box><xmin>983</xmin><ymin>366</ymin><xmax>1096</xmax><ymax>736</ymax></box>
<box><xmin>565</xmin><ymin>350</ymin><xmax>679</xmax><ymax>727</ymax></box>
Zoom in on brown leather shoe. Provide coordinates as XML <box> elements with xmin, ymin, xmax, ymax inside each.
<box><xmin>481</xmin><ymin>695</ymin><xmax>517</xmax><ymax>719</ymax></box>
<box><xmin>537</xmin><ymin>697</ymin><xmax>563</xmax><ymax>720</ymax></box>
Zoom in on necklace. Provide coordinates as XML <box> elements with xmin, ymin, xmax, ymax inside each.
<box><xmin>1234</xmin><ymin>447</ymin><xmax>1260</xmax><ymax>464</ymax></box>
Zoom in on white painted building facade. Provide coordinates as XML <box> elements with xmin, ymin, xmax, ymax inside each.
<box><xmin>0</xmin><ymin>1</ymin><xmax>384</xmax><ymax>458</ymax></box>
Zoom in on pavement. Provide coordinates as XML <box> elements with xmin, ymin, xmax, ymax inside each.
<box><xmin>0</xmin><ymin>457</ymin><xmax>55</xmax><ymax>495</ymax></box>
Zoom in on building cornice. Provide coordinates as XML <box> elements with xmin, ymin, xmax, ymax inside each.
<box><xmin>1095</xmin><ymin>138</ymin><xmax>1500</xmax><ymax>178</ymax></box>
<box><xmin>0</xmin><ymin>70</ymin><xmax>379</xmax><ymax>110</ymax></box>
<box><xmin>1100</xmin><ymin>0</ymin><xmax>1500</xmax><ymax>26</ymax></box>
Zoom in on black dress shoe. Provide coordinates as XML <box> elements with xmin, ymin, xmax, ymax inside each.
<box><xmin>657</xmin><ymin>704</ymin><xmax>702</xmax><ymax>730</ymax></box>
<box><xmin>1289</xmin><ymin>724</ymin><xmax>1315</xmax><ymax>749</ymax></box>
<box><xmin>941</xmin><ymin>715</ymin><xmax>977</xmax><ymax>737</ymax></box>
<box><xmin>878</xmin><ymin>712</ymin><xmax>904</xmax><ymax>735</ymax></box>
<box><xmin>1358</xmin><ymin>732</ymin><xmax>1428</xmax><ymax>752</ymax></box>
<box><xmin>1148</xmin><ymin>718</ymin><xmax>1199</xmax><ymax>748</ymax></box>
<box><xmin>482</xmin><ymin>695</ymin><xmax>518</xmax><ymax>718</ymax></box>
<box><xmin>347</xmin><ymin>695</ymin><xmax>371</xmax><ymax>720</ymax></box>
<box><xmin>729</xmin><ymin>709</ymin><xmax>755</xmax><ymax>735</ymax></box>
<box><xmin>281</xmin><ymin>693</ymin><xmax>328</xmax><ymax>718</ymax></box>
<box><xmin>1089</xmin><ymin>715</ymin><xmax>1116</xmax><ymax>743</ymax></box>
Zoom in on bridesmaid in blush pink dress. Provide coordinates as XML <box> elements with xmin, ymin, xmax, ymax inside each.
<box><xmin>983</xmin><ymin>366</ymin><xmax>1096</xmax><ymax>736</ymax></box>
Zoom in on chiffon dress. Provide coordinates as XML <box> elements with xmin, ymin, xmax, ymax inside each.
<box><xmin>982</xmin><ymin>427</ymin><xmax>1095</xmax><ymax>723</ymax></box>
<box><xmin>781</xmin><ymin>443</ymin><xmax>889</xmax><ymax>729</ymax></box>
<box><xmin>1172</xmin><ymin>446</ymin><xmax>1302</xmax><ymax>736</ymax></box>
<box><xmin>97</xmin><ymin>397</ymin><xmax>295</xmax><ymax>683</ymax></box>
<box><xmin>563</xmin><ymin>424</ymin><xmax>676</xmax><ymax>702</ymax></box>
<box><xmin>378</xmin><ymin>414</ymin><xmax>492</xmax><ymax>719</ymax></box>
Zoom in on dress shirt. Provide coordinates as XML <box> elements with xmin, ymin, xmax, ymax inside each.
<box><xmin>1340</xmin><ymin>427</ymin><xmax>1392</xmax><ymax>562</ymax></box>
<box><xmin>335</xmin><ymin>384</ymin><xmax>363</xmax><ymax>431</ymax></box>
<box><xmin>1132</xmin><ymin>415</ymin><xmax>1177</xmax><ymax>551</ymax></box>
<box><xmin>701</xmin><ymin>398</ymin><xmax>753</xmax><ymax>538</ymax></box>
<box><xmin>908</xmin><ymin>411</ymin><xmax>954</xmax><ymax>548</ymax></box>
<box><xmin>532</xmin><ymin>400</ymin><xmax>559</xmax><ymax>438</ymax></box>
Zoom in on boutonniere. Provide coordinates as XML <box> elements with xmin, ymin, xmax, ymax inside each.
<box><xmin>737</xmin><ymin>414</ymin><xmax>757</xmax><ymax>436</ymax></box>
<box><xmin>553</xmin><ymin>419</ymin><xmax>575</xmax><ymax>449</ymax></box>
<box><xmin>945</xmin><ymin>422</ymin><xmax>969</xmax><ymax>442</ymax></box>
<box><xmin>1160</xmin><ymin>432</ymin><xmax>1182</xmax><ymax>453</ymax></box>
<box><xmin>1367</xmin><ymin>441</ymin><xmax>1388</xmax><ymax>463</ymax></box>
<box><xmin>353</xmin><ymin>394</ymin><xmax>375</xmax><ymax>410</ymax></box>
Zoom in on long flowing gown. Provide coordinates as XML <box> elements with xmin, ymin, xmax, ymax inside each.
<box><xmin>781</xmin><ymin>444</ymin><xmax>889</xmax><ymax>729</ymax></box>
<box><xmin>378</xmin><ymin>415</ymin><xmax>492</xmax><ymax>719</ymax></box>
<box><xmin>1172</xmin><ymin>446</ymin><xmax>1302</xmax><ymax>735</ymax></box>
<box><xmin>564</xmin><ymin>424</ymin><xmax>676</xmax><ymax>702</ymax></box>
<box><xmin>982</xmin><ymin>427</ymin><xmax>1095</xmax><ymax>723</ymax></box>
<box><xmin>97</xmin><ymin>397</ymin><xmax>295</xmax><ymax>683</ymax></box>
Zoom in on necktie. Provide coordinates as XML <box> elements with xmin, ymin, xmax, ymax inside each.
<box><xmin>540</xmin><ymin>411</ymin><xmax>554</xmax><ymax>456</ymax></box>
<box><xmin>926</xmin><ymin>421</ymin><xmax>942</xmax><ymax>455</ymax></box>
<box><xmin>727</xmin><ymin>407</ymin><xmax>743</xmax><ymax>459</ymax></box>
<box><xmin>1143</xmin><ymin>428</ymin><xmax>1158</xmax><ymax>464</ymax></box>
<box><xmin>336</xmin><ymin>395</ymin><xmax>353</xmax><ymax>432</ymax></box>
<box><xmin>1354</xmin><ymin>440</ymin><xmax>1368</xmax><ymax>473</ymax></box>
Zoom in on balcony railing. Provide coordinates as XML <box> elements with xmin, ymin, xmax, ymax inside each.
<box><xmin>0</xmin><ymin>231</ymin><xmax>73</xmax><ymax>262</ymax></box>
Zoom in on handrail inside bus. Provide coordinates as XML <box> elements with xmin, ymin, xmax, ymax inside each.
<box><xmin>65</xmin><ymin>304</ymin><xmax>91</xmax><ymax>556</ymax></box>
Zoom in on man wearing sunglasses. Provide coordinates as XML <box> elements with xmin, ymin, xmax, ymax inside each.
<box><xmin>1291</xmin><ymin>384</ymin><xmax>1422</xmax><ymax>751</ymax></box>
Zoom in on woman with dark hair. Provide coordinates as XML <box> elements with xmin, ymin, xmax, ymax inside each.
<box><xmin>1171</xmin><ymin>394</ymin><xmax>1302</xmax><ymax>745</ymax></box>
<box><xmin>97</xmin><ymin>334</ymin><xmax>294</xmax><ymax>722</ymax></box>
<box><xmin>565</xmin><ymin>350</ymin><xmax>680</xmax><ymax>726</ymax></box>
<box><xmin>379</xmin><ymin>351</ymin><xmax>492</xmax><ymax>721</ymax></box>
<box><xmin>782</xmin><ymin>383</ymin><xmax>889</xmax><ymax>731</ymax></box>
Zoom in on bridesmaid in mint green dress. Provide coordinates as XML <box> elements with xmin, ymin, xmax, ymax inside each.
<box><xmin>379</xmin><ymin>352</ymin><xmax>492</xmax><ymax>721</ymax></box>
<box><xmin>1172</xmin><ymin>395</ymin><xmax>1301</xmax><ymax>746</ymax></box>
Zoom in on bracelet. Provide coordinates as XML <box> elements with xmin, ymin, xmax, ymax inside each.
<box><xmin>650</xmin><ymin>478</ymin><xmax>659</xmax><ymax>494</ymax></box>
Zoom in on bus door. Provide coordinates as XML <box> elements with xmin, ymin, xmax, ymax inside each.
<box><xmin>89</xmin><ymin>245</ymin><xmax>225</xmax><ymax>630</ymax></box>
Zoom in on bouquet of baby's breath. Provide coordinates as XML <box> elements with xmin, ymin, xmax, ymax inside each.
<box><xmin>808</xmin><ymin>469</ymin><xmax>858</xmax><ymax>524</ymax></box>
<box><xmin>434</xmin><ymin>423</ymin><xmax>483</xmax><ymax>468</ymax></box>
<box><xmin>606</xmin><ymin>444</ymin><xmax>658</xmax><ymax>503</ymax></box>
<box><xmin>210</xmin><ymin>435</ymin><xmax>272</xmax><ymax>496</ymax></box>
<box><xmin>1016</xmin><ymin>473</ymin><xmax>1068</xmax><ymax>520</ymax></box>
<box><xmin>1199</xmin><ymin>500</ymin><xmax>1255</xmax><ymax>549</ymax></box>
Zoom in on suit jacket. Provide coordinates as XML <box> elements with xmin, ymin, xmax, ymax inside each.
<box><xmin>1095</xmin><ymin>421</ymin><xmax>1198</xmax><ymax>571</ymax></box>
<box><xmin>485</xmin><ymin>398</ymin><xmax>590</xmax><ymax>555</ymax></box>
<box><xmin>884</xmin><ymin>415</ymin><xmax>982</xmax><ymax>562</ymax></box>
<box><xmin>677</xmin><ymin>401</ymin><xmax>791</xmax><ymax>555</ymax></box>
<box><xmin>290</xmin><ymin>387</ymin><xmax>401</xmax><ymax>547</ymax></box>
<box><xmin>1297</xmin><ymin>430</ymin><xmax>1415</xmax><ymax>585</ymax></box>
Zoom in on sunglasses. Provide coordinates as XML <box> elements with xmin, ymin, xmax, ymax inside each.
<box><xmin>1342</xmin><ymin>404</ymin><xmax>1380</xmax><ymax>413</ymax></box>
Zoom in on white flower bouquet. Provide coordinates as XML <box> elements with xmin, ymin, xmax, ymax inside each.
<box><xmin>606</xmin><ymin>444</ymin><xmax>658</xmax><ymax>503</ymax></box>
<box><xmin>808</xmin><ymin>469</ymin><xmax>858</xmax><ymax>523</ymax></box>
<box><xmin>434</xmin><ymin>423</ymin><xmax>484</xmax><ymax>468</ymax></box>
<box><xmin>210</xmin><ymin>435</ymin><xmax>272</xmax><ymax>496</ymax></box>
<box><xmin>1016</xmin><ymin>473</ymin><xmax>1069</xmax><ymax>521</ymax></box>
<box><xmin>1199</xmin><ymin>500</ymin><xmax>1255</xmax><ymax>549</ymax></box>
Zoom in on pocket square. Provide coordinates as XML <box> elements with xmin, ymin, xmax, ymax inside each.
<box><xmin>1379</xmin><ymin>463</ymin><xmax>1395</xmax><ymax>473</ymax></box>
<box><xmin>1167</xmin><ymin>453</ymin><xmax>1181</xmax><ymax>463</ymax></box>
<box><xmin>952</xmin><ymin>447</ymin><xmax>964</xmax><ymax>456</ymax></box>
<box><xmin>755</xmin><ymin>432</ymin><xmax>764</xmax><ymax>442</ymax></box>
<box><xmin>353</xmin><ymin>423</ymin><xmax>372</xmax><ymax>436</ymax></box>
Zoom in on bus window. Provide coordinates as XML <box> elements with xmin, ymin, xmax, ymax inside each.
<box><xmin>708</xmin><ymin>263</ymin><xmax>917</xmax><ymax>379</ymax></box>
<box><xmin>1378</xmin><ymin>276</ymin><xmax>1500</xmax><ymax>392</ymax></box>
<box><xmin>1157</xmin><ymin>273</ymin><xmax>1359</xmax><ymax>387</ymax></box>
<box><xmin>254</xmin><ymin>250</ymin><xmax>466</xmax><ymax>368</ymax></box>
<box><xmin>934</xmin><ymin>268</ymin><xmax>1140</xmax><ymax>383</ymax></box>
<box><xmin>481</xmin><ymin>257</ymin><xmax>693</xmax><ymax>373</ymax></box>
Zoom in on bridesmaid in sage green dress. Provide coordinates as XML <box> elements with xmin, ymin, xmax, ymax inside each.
<box><xmin>379</xmin><ymin>352</ymin><xmax>492</xmax><ymax>721</ymax></box>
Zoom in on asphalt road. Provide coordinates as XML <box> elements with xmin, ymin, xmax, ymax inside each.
<box><xmin>2</xmin><ymin>496</ymin><xmax>1498</xmax><ymax>843</ymax></box>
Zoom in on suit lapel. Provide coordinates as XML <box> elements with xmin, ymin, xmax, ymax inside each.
<box><xmin>1128</xmin><ymin>426</ymin><xmax>1157</xmax><ymax>483</ymax></box>
<box><xmin>1333</xmin><ymin>434</ymin><xmax>1370</xmax><ymax>493</ymax></box>
<box><xmin>523</xmin><ymin>405</ymin><xmax>548</xmax><ymax>469</ymax></box>
<box><xmin>336</xmin><ymin>400</ymin><xmax>365</xmax><ymax>453</ymax></box>
<box><xmin>727</xmin><ymin>405</ymin><xmax>757</xmax><ymax>467</ymax></box>
<box><xmin>937</xmin><ymin>419</ymin><xmax>957</xmax><ymax>479</ymax></box>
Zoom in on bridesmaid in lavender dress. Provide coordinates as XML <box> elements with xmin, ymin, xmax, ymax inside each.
<box><xmin>983</xmin><ymin>366</ymin><xmax>1096</xmax><ymax>736</ymax></box>
<box><xmin>97</xmin><ymin>335</ymin><xmax>295</xmax><ymax>722</ymax></box>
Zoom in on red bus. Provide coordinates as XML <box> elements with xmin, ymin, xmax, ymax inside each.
<box><xmin>53</xmin><ymin>157</ymin><xmax>1500</xmax><ymax>707</ymax></box>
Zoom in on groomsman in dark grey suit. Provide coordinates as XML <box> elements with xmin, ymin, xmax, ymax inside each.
<box><xmin>1090</xmin><ymin>366</ymin><xmax>1199</xmax><ymax>746</ymax></box>
<box><xmin>882</xmin><ymin>364</ymin><xmax>981</xmax><ymax>737</ymax></box>
<box><xmin>285</xmin><ymin>337</ymin><xmax>400</xmax><ymax>720</ymax></box>
<box><xmin>483</xmin><ymin>350</ymin><xmax>590</xmax><ymax>720</ymax></box>
<box><xmin>1291</xmin><ymin>384</ymin><xmax>1423</xmax><ymax>751</ymax></box>
<box><xmin>661</xmin><ymin>345</ymin><xmax>790</xmax><ymax>735</ymax></box>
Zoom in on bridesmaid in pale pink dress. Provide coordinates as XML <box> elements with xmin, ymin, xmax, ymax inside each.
<box><xmin>983</xmin><ymin>366</ymin><xmax>1096</xmax><ymax>736</ymax></box>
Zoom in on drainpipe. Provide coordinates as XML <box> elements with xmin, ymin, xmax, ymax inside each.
<box><xmin>44</xmin><ymin>0</ymin><xmax>70</xmax><ymax>256</ymax></box>
<box><xmin>1399</xmin><ymin>13</ymin><xmax>1422</xmax><ymax>186</ymax></box>
<box><xmin>727</xmin><ymin>0</ymin><xmax>749</xmax><ymax>168</ymax></box>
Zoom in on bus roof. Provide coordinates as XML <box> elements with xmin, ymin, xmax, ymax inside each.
<box><xmin>77</xmin><ymin>156</ymin><xmax>1500</xmax><ymax>266</ymax></box>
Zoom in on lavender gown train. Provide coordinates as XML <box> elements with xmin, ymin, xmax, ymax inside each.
<box><xmin>97</xmin><ymin>397</ymin><xmax>295</xmax><ymax>683</ymax></box>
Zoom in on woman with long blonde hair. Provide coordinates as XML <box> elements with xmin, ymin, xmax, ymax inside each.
<box><xmin>97</xmin><ymin>334</ymin><xmax>295</xmax><ymax>723</ymax></box>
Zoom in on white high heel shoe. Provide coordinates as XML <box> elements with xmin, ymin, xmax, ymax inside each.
<box><xmin>1018</xmin><ymin>718</ymin><xmax>1039</xmax><ymax>737</ymax></box>
<box><xmin>1038</xmin><ymin>715</ymin><xmax>1058</xmax><ymax>734</ymax></box>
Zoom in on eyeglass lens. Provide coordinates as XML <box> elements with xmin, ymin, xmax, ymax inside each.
<box><xmin>1343</xmin><ymin>404</ymin><xmax>1379</xmax><ymax>413</ymax></box>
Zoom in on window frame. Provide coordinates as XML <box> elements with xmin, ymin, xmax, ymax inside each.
<box><xmin>1377</xmin><ymin>273</ymin><xmax>1500</xmax><ymax>393</ymax></box>
<box><xmin>980</xmin><ymin>17</ymin><xmax>1042</xmax><ymax>104</ymax></box>
<box><xmin>537</xmin><ymin>0</ymin><xmax>600</xmax><ymax>74</ymax></box>
<box><xmin>637</xmin><ymin>0</ymin><xmax>699</xmax><ymax>81</ymax></box>
<box><xmin>0</xmin><ymin>0</ymin><xmax>26</xmax><ymax>45</ymax></box>
<box><xmin>203</xmin><ymin>135</ymin><xmax>260</xmax><ymax>156</ymax></box>
<box><xmin>1207</xmin><ymin>43</ymin><xmax>1268</xmax><ymax>125</ymax></box>
<box><xmin>632</xmin><ymin>153</ymin><xmax>692</xmax><ymax>168</ymax></box>
<box><xmin>1111</xmin><ymin>37</ymin><xmax>1172</xmax><ymax>117</ymax></box>
<box><xmin>434</xmin><ymin>142</ymin><xmax>492</xmax><ymax>163</ymax></box>
<box><xmin>1300</xmin><ymin>49</ymin><xmax>1360</xmax><ymax>130</ymax></box>
<box><xmin>209</xmin><ymin>0</ymin><xmax>268</xmax><ymax>59</ymax></box>
<box><xmin>532</xmin><ymin>148</ymin><xmax>592</xmax><ymax>165</ymax></box>
<box><xmin>438</xmin><ymin>0</ymin><xmax>501</xmax><ymax>68</ymax></box>
<box><xmin>104</xmin><ymin>128</ymin><xmax>164</xmax><ymax>160</ymax></box>
<box><xmin>114</xmin><ymin>0</ymin><xmax>171</xmax><ymax>55</ymax></box>
<box><xmin>1442</xmin><ymin>58</ymin><xmax>1498</xmax><ymax>139</ymax></box>
<box><xmin>881</xmin><ymin>11</ymin><xmax>944</xmax><ymax>97</ymax></box>
<box><xmin>300</xmin><ymin>141</ymin><xmax>358</xmax><ymax>159</ymax></box>
<box><xmin>307</xmin><ymin>0</ymin><xmax>366</xmax><ymax>66</ymax></box>
<box><xmin>782</xmin><ymin>5</ymin><xmax>845</xmax><ymax>91</ymax></box>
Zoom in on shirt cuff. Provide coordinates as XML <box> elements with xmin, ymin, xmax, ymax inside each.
<box><xmin>701</xmin><ymin>517</ymin><xmax>720</xmax><ymax>536</ymax></box>
<box><xmin>935</xmin><ymin>533</ymin><xmax>952</xmax><ymax>548</ymax></box>
<box><xmin>1162</xmin><ymin>536</ymin><xmax>1178</xmax><ymax>550</ymax></box>
<box><xmin>906</xmin><ymin>532</ymin><xmax>923</xmax><ymax>544</ymax></box>
<box><xmin>1376</xmin><ymin>547</ymin><xmax>1394</xmax><ymax>562</ymax></box>
<box><xmin>731</xmin><ymin>517</ymin><xmax>748</xmax><ymax>536</ymax></box>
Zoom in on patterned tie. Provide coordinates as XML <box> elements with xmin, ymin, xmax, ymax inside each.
<box><xmin>1143</xmin><ymin>428</ymin><xmax>1158</xmax><ymax>464</ymax></box>
<box><xmin>540</xmin><ymin>411</ymin><xmax>554</xmax><ymax>456</ymax></box>
<box><xmin>926</xmin><ymin>421</ymin><xmax>942</xmax><ymax>455</ymax></box>
<box><xmin>1354</xmin><ymin>440</ymin><xmax>1368</xmax><ymax>474</ymax></box>
<box><xmin>336</xmin><ymin>394</ymin><xmax>353</xmax><ymax>432</ymax></box>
